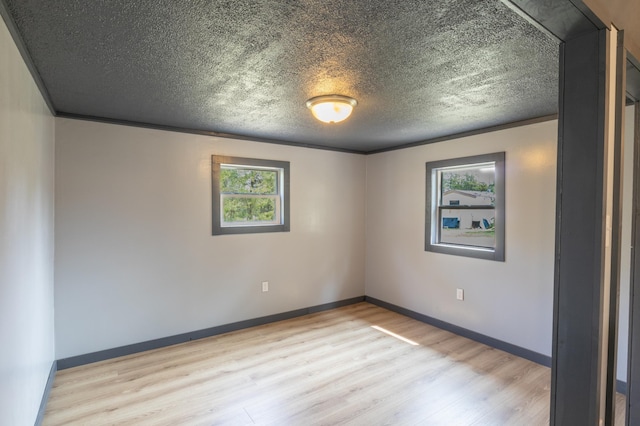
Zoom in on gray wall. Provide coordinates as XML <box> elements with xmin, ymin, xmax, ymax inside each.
<box><xmin>0</xmin><ymin>16</ymin><xmax>55</xmax><ymax>426</ymax></box>
<box><xmin>54</xmin><ymin>118</ymin><xmax>366</xmax><ymax>359</ymax></box>
<box><xmin>365</xmin><ymin>119</ymin><xmax>558</xmax><ymax>356</ymax></box>
<box><xmin>615</xmin><ymin>105</ymin><xmax>636</xmax><ymax>381</ymax></box>
<box><xmin>55</xmin><ymin>109</ymin><xmax>636</xmax><ymax>381</ymax></box>
<box><xmin>365</xmin><ymin>110</ymin><xmax>635</xmax><ymax>381</ymax></box>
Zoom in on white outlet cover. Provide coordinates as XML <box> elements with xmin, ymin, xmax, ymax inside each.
<box><xmin>262</xmin><ymin>281</ymin><xmax>269</xmax><ymax>292</ymax></box>
<box><xmin>456</xmin><ymin>288</ymin><xmax>464</xmax><ymax>300</ymax></box>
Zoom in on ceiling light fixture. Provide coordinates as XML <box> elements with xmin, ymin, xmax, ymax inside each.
<box><xmin>306</xmin><ymin>95</ymin><xmax>358</xmax><ymax>124</ymax></box>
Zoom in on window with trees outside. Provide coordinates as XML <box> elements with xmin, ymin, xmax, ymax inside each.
<box><xmin>212</xmin><ymin>156</ymin><xmax>290</xmax><ymax>235</ymax></box>
<box><xmin>425</xmin><ymin>152</ymin><xmax>505</xmax><ymax>261</ymax></box>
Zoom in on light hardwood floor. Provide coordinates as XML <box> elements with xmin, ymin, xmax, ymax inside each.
<box><xmin>44</xmin><ymin>302</ymin><xmax>626</xmax><ymax>425</ymax></box>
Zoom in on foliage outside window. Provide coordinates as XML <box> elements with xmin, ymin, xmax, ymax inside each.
<box><xmin>212</xmin><ymin>156</ymin><xmax>290</xmax><ymax>235</ymax></box>
<box><xmin>425</xmin><ymin>152</ymin><xmax>505</xmax><ymax>261</ymax></box>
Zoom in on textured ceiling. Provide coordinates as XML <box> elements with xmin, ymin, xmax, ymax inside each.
<box><xmin>4</xmin><ymin>0</ymin><xmax>559</xmax><ymax>153</ymax></box>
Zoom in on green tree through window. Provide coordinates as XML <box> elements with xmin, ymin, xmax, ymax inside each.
<box><xmin>221</xmin><ymin>169</ymin><xmax>278</xmax><ymax>223</ymax></box>
<box><xmin>441</xmin><ymin>172</ymin><xmax>495</xmax><ymax>193</ymax></box>
<box><xmin>220</xmin><ymin>169</ymin><xmax>276</xmax><ymax>194</ymax></box>
<box><xmin>212</xmin><ymin>156</ymin><xmax>290</xmax><ymax>235</ymax></box>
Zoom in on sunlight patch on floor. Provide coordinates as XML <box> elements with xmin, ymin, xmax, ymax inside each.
<box><xmin>371</xmin><ymin>325</ymin><xmax>419</xmax><ymax>346</ymax></box>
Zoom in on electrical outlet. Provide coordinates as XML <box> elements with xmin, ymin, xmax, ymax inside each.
<box><xmin>262</xmin><ymin>281</ymin><xmax>269</xmax><ymax>292</ymax></box>
<box><xmin>456</xmin><ymin>288</ymin><xmax>464</xmax><ymax>301</ymax></box>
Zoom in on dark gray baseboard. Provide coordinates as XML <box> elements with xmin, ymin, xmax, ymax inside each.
<box><xmin>57</xmin><ymin>296</ymin><xmax>365</xmax><ymax>370</ymax></box>
<box><xmin>35</xmin><ymin>360</ymin><xmax>57</xmax><ymax>425</ymax></box>
<box><xmin>365</xmin><ymin>296</ymin><xmax>552</xmax><ymax>365</ymax></box>
<box><xmin>53</xmin><ymin>295</ymin><xmax>630</xmax><ymax>396</ymax></box>
<box><xmin>364</xmin><ymin>296</ymin><xmax>630</xmax><ymax>395</ymax></box>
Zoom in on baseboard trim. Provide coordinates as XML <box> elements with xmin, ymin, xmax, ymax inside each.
<box><xmin>35</xmin><ymin>360</ymin><xmax>57</xmax><ymax>425</ymax></box>
<box><xmin>365</xmin><ymin>296</ymin><xmax>552</xmax><ymax>367</ymax></box>
<box><xmin>57</xmin><ymin>296</ymin><xmax>365</xmax><ymax>370</ymax></box>
<box><xmin>53</xmin><ymin>295</ymin><xmax>631</xmax><ymax>395</ymax></box>
<box><xmin>364</xmin><ymin>296</ymin><xmax>633</xmax><ymax>395</ymax></box>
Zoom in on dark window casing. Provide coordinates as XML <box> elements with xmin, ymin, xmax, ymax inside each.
<box><xmin>212</xmin><ymin>155</ymin><xmax>290</xmax><ymax>235</ymax></box>
<box><xmin>425</xmin><ymin>152</ymin><xmax>505</xmax><ymax>261</ymax></box>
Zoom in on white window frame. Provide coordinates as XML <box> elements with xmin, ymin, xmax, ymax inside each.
<box><xmin>212</xmin><ymin>156</ymin><xmax>290</xmax><ymax>235</ymax></box>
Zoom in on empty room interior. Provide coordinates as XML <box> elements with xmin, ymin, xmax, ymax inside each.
<box><xmin>3</xmin><ymin>0</ymin><xmax>640</xmax><ymax>425</ymax></box>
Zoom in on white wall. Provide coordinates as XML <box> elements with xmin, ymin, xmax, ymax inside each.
<box><xmin>365</xmin><ymin>120</ymin><xmax>558</xmax><ymax>356</ymax></box>
<box><xmin>0</xmin><ymin>16</ymin><xmax>56</xmax><ymax>426</ymax></box>
<box><xmin>54</xmin><ymin>119</ymin><xmax>366</xmax><ymax>359</ymax></box>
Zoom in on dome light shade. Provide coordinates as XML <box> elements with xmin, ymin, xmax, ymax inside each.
<box><xmin>306</xmin><ymin>95</ymin><xmax>357</xmax><ymax>123</ymax></box>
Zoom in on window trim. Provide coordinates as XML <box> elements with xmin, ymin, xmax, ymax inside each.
<box><xmin>425</xmin><ymin>152</ymin><xmax>505</xmax><ymax>261</ymax></box>
<box><xmin>212</xmin><ymin>155</ymin><xmax>290</xmax><ymax>235</ymax></box>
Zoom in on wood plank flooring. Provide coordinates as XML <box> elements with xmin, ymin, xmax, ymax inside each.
<box><xmin>44</xmin><ymin>302</ymin><xmax>626</xmax><ymax>425</ymax></box>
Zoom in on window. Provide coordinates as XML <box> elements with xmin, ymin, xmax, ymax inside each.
<box><xmin>425</xmin><ymin>152</ymin><xmax>505</xmax><ymax>261</ymax></box>
<box><xmin>212</xmin><ymin>156</ymin><xmax>290</xmax><ymax>235</ymax></box>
